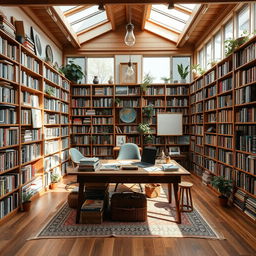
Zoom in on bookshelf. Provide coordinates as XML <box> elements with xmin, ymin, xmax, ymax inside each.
<box><xmin>189</xmin><ymin>35</ymin><xmax>256</xmax><ymax>220</ymax></box>
<box><xmin>70</xmin><ymin>83</ymin><xmax>190</xmax><ymax>168</ymax></box>
<box><xmin>0</xmin><ymin>29</ymin><xmax>70</xmax><ymax>221</ymax></box>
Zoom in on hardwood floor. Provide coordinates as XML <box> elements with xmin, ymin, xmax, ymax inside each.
<box><xmin>0</xmin><ymin>174</ymin><xmax>255</xmax><ymax>256</ymax></box>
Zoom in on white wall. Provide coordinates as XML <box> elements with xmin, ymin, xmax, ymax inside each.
<box><xmin>0</xmin><ymin>7</ymin><xmax>63</xmax><ymax>66</ymax></box>
<box><xmin>115</xmin><ymin>55</ymin><xmax>142</xmax><ymax>83</ymax></box>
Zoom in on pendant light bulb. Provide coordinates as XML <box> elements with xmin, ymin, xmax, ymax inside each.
<box><xmin>126</xmin><ymin>58</ymin><xmax>134</xmax><ymax>77</ymax></box>
<box><xmin>124</xmin><ymin>23</ymin><xmax>135</xmax><ymax>47</ymax></box>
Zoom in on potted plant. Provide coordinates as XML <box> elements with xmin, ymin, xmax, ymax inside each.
<box><xmin>45</xmin><ymin>86</ymin><xmax>55</xmax><ymax>96</ymax></box>
<box><xmin>50</xmin><ymin>173</ymin><xmax>61</xmax><ymax>190</ymax></box>
<box><xmin>191</xmin><ymin>64</ymin><xmax>206</xmax><ymax>78</ymax></box>
<box><xmin>177</xmin><ymin>64</ymin><xmax>189</xmax><ymax>83</ymax></box>
<box><xmin>211</xmin><ymin>176</ymin><xmax>233</xmax><ymax>207</ymax></box>
<box><xmin>22</xmin><ymin>190</ymin><xmax>34</xmax><ymax>212</ymax></box>
<box><xmin>144</xmin><ymin>134</ymin><xmax>153</xmax><ymax>145</ymax></box>
<box><xmin>140</xmin><ymin>73</ymin><xmax>153</xmax><ymax>94</ymax></box>
<box><xmin>143</xmin><ymin>104</ymin><xmax>154</xmax><ymax>124</ymax></box>
<box><xmin>137</xmin><ymin>123</ymin><xmax>152</xmax><ymax>135</ymax></box>
<box><xmin>60</xmin><ymin>61</ymin><xmax>85</xmax><ymax>83</ymax></box>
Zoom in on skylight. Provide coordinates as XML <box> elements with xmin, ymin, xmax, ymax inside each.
<box><xmin>149</xmin><ymin>4</ymin><xmax>198</xmax><ymax>33</ymax></box>
<box><xmin>58</xmin><ymin>5</ymin><xmax>108</xmax><ymax>34</ymax></box>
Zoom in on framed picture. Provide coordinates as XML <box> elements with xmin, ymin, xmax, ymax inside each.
<box><xmin>120</xmin><ymin>63</ymin><xmax>137</xmax><ymax>84</ymax></box>
<box><xmin>31</xmin><ymin>27</ymin><xmax>42</xmax><ymax>58</ymax></box>
<box><xmin>115</xmin><ymin>86</ymin><xmax>128</xmax><ymax>95</ymax></box>
<box><xmin>169</xmin><ymin>146</ymin><xmax>180</xmax><ymax>155</ymax></box>
<box><xmin>116</xmin><ymin>135</ymin><xmax>126</xmax><ymax>147</ymax></box>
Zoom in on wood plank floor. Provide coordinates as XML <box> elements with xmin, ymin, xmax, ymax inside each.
<box><xmin>0</xmin><ymin>174</ymin><xmax>255</xmax><ymax>256</ymax></box>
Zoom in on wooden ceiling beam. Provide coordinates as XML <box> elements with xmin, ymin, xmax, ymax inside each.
<box><xmin>105</xmin><ymin>5</ymin><xmax>116</xmax><ymax>30</ymax></box>
<box><xmin>63</xmin><ymin>5</ymin><xmax>91</xmax><ymax>17</ymax></box>
<box><xmin>1</xmin><ymin>0</ymin><xmax>253</xmax><ymax>6</ymax></box>
<box><xmin>141</xmin><ymin>4</ymin><xmax>151</xmax><ymax>30</ymax></box>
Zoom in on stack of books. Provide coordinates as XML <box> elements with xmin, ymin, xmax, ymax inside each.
<box><xmin>86</xmin><ymin>109</ymin><xmax>95</xmax><ymax>115</ymax></box>
<box><xmin>161</xmin><ymin>164</ymin><xmax>179</xmax><ymax>171</ymax></box>
<box><xmin>79</xmin><ymin>157</ymin><xmax>100</xmax><ymax>171</ymax></box>
<box><xmin>23</xmin><ymin>35</ymin><xmax>35</xmax><ymax>54</ymax></box>
<box><xmin>80</xmin><ymin>199</ymin><xmax>104</xmax><ymax>224</ymax></box>
<box><xmin>0</xmin><ymin>14</ymin><xmax>16</xmax><ymax>39</ymax></box>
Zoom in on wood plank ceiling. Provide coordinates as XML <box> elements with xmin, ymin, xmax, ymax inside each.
<box><xmin>23</xmin><ymin>3</ymin><xmax>236</xmax><ymax>49</ymax></box>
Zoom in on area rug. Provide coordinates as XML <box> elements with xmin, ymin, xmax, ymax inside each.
<box><xmin>33</xmin><ymin>188</ymin><xmax>224</xmax><ymax>239</ymax></box>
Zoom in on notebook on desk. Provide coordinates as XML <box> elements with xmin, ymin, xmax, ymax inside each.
<box><xmin>132</xmin><ymin>147</ymin><xmax>157</xmax><ymax>168</ymax></box>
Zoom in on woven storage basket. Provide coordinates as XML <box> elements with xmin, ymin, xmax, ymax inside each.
<box><xmin>145</xmin><ymin>184</ymin><xmax>161</xmax><ymax>198</ymax></box>
<box><xmin>111</xmin><ymin>192</ymin><xmax>147</xmax><ymax>222</ymax></box>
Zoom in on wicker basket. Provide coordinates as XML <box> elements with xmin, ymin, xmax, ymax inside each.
<box><xmin>111</xmin><ymin>192</ymin><xmax>147</xmax><ymax>222</ymax></box>
<box><xmin>145</xmin><ymin>184</ymin><xmax>161</xmax><ymax>198</ymax></box>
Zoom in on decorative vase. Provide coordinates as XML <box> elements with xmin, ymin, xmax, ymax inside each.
<box><xmin>180</xmin><ymin>79</ymin><xmax>186</xmax><ymax>83</ymax></box>
<box><xmin>93</xmin><ymin>76</ymin><xmax>99</xmax><ymax>84</ymax></box>
<box><xmin>22</xmin><ymin>201</ymin><xmax>31</xmax><ymax>212</ymax></box>
<box><xmin>108</xmin><ymin>76</ymin><xmax>113</xmax><ymax>84</ymax></box>
<box><xmin>50</xmin><ymin>182</ymin><xmax>58</xmax><ymax>190</ymax></box>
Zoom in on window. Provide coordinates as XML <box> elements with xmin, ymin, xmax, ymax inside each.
<box><xmin>237</xmin><ymin>5</ymin><xmax>249</xmax><ymax>37</ymax></box>
<box><xmin>172</xmin><ymin>57</ymin><xmax>191</xmax><ymax>83</ymax></box>
<box><xmin>66</xmin><ymin>57</ymin><xmax>86</xmax><ymax>83</ymax></box>
<box><xmin>206</xmin><ymin>41</ymin><xmax>212</xmax><ymax>69</ymax></box>
<box><xmin>143</xmin><ymin>57</ymin><xmax>170</xmax><ymax>83</ymax></box>
<box><xmin>224</xmin><ymin>20</ymin><xmax>233</xmax><ymax>41</ymax></box>
<box><xmin>254</xmin><ymin>3</ymin><xmax>256</xmax><ymax>31</ymax></box>
<box><xmin>198</xmin><ymin>48</ymin><xmax>204</xmax><ymax>69</ymax></box>
<box><xmin>214</xmin><ymin>32</ymin><xmax>222</xmax><ymax>62</ymax></box>
<box><xmin>87</xmin><ymin>58</ymin><xmax>114</xmax><ymax>84</ymax></box>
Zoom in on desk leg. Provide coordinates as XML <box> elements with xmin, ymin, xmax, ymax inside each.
<box><xmin>168</xmin><ymin>183</ymin><xmax>172</xmax><ymax>203</ymax></box>
<box><xmin>173</xmin><ymin>182</ymin><xmax>181</xmax><ymax>224</ymax></box>
<box><xmin>76</xmin><ymin>182</ymin><xmax>84</xmax><ymax>224</ymax></box>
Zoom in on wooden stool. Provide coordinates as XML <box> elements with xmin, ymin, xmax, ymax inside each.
<box><xmin>178</xmin><ymin>182</ymin><xmax>193</xmax><ymax>212</ymax></box>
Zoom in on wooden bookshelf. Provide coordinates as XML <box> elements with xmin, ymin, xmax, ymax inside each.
<box><xmin>0</xmin><ymin>29</ymin><xmax>70</xmax><ymax>221</ymax></box>
<box><xmin>189</xmin><ymin>35</ymin><xmax>256</xmax><ymax>221</ymax></box>
<box><xmin>70</xmin><ymin>83</ymin><xmax>190</xmax><ymax>167</ymax></box>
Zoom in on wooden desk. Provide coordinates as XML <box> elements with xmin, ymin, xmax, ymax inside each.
<box><xmin>75</xmin><ymin>160</ymin><xmax>190</xmax><ymax>224</ymax></box>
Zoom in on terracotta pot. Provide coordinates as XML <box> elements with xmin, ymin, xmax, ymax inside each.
<box><xmin>22</xmin><ymin>201</ymin><xmax>31</xmax><ymax>212</ymax></box>
<box><xmin>218</xmin><ymin>195</ymin><xmax>228</xmax><ymax>207</ymax></box>
<box><xmin>50</xmin><ymin>182</ymin><xmax>58</xmax><ymax>190</ymax></box>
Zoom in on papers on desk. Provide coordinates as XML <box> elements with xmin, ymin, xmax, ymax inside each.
<box><xmin>117</xmin><ymin>160</ymin><xmax>134</xmax><ymax>165</ymax></box>
<box><xmin>161</xmin><ymin>164</ymin><xmax>179</xmax><ymax>171</ymax></box>
<box><xmin>144</xmin><ymin>166</ymin><xmax>162</xmax><ymax>172</ymax></box>
<box><xmin>99</xmin><ymin>163</ymin><xmax>120</xmax><ymax>171</ymax></box>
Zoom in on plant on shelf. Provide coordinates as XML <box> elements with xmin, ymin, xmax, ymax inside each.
<box><xmin>209</xmin><ymin>60</ymin><xmax>218</xmax><ymax>67</ymax></box>
<box><xmin>137</xmin><ymin>123</ymin><xmax>152</xmax><ymax>135</ymax></box>
<box><xmin>191</xmin><ymin>64</ymin><xmax>206</xmax><ymax>77</ymax></box>
<box><xmin>140</xmin><ymin>73</ymin><xmax>153</xmax><ymax>94</ymax></box>
<box><xmin>144</xmin><ymin>134</ymin><xmax>153</xmax><ymax>145</ymax></box>
<box><xmin>50</xmin><ymin>173</ymin><xmax>61</xmax><ymax>190</ymax></box>
<box><xmin>211</xmin><ymin>176</ymin><xmax>233</xmax><ymax>207</ymax></box>
<box><xmin>115</xmin><ymin>97</ymin><xmax>121</xmax><ymax>107</ymax></box>
<box><xmin>161</xmin><ymin>77</ymin><xmax>171</xmax><ymax>83</ymax></box>
<box><xmin>60</xmin><ymin>61</ymin><xmax>85</xmax><ymax>83</ymax></box>
<box><xmin>143</xmin><ymin>104</ymin><xmax>154</xmax><ymax>124</ymax></box>
<box><xmin>224</xmin><ymin>30</ymin><xmax>251</xmax><ymax>56</ymax></box>
<box><xmin>22</xmin><ymin>190</ymin><xmax>34</xmax><ymax>211</ymax></box>
<box><xmin>45</xmin><ymin>86</ymin><xmax>55</xmax><ymax>96</ymax></box>
<box><xmin>177</xmin><ymin>64</ymin><xmax>189</xmax><ymax>83</ymax></box>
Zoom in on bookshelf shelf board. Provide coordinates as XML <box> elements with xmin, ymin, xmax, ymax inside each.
<box><xmin>44</xmin><ymin>151</ymin><xmax>60</xmax><ymax>158</ymax></box>
<box><xmin>93</xmin><ymin>144</ymin><xmax>114</xmax><ymax>146</ymax></box>
<box><xmin>115</xmin><ymin>95</ymin><xmax>140</xmax><ymax>97</ymax></box>
<box><xmin>217</xmin><ymin>89</ymin><xmax>233</xmax><ymax>96</ymax></box>
<box><xmin>217</xmin><ymin>145</ymin><xmax>233</xmax><ymax>151</ymax></box>
<box><xmin>195</xmin><ymin>144</ymin><xmax>203</xmax><ymax>148</ymax></box>
<box><xmin>92</xmin><ymin>124</ymin><xmax>114</xmax><ymax>126</ymax></box>
<box><xmin>72</xmin><ymin>95</ymin><xmax>91</xmax><ymax>98</ymax></box>
<box><xmin>20</xmin><ymin>85</ymin><xmax>42</xmax><ymax>95</ymax></box>
<box><xmin>166</xmin><ymin>106</ymin><xmax>188</xmax><ymax>108</ymax></box>
<box><xmin>71</xmin><ymin>107</ymin><xmax>93</xmax><ymax>109</ymax></box>
<box><xmin>43</xmin><ymin>78</ymin><xmax>62</xmax><ymax>88</ymax></box>
<box><xmin>0</xmin><ymin>144</ymin><xmax>19</xmax><ymax>150</ymax></box>
<box><xmin>234</xmin><ymin>167</ymin><xmax>256</xmax><ymax>178</ymax></box>
<box><xmin>115</xmin><ymin>107</ymin><xmax>140</xmax><ymax>109</ymax></box>
<box><xmin>217</xmin><ymin>106</ymin><xmax>233</xmax><ymax>110</ymax></box>
<box><xmin>204</xmin><ymin>155</ymin><xmax>218</xmax><ymax>161</ymax></box>
<box><xmin>44</xmin><ymin>137</ymin><xmax>61</xmax><ymax>141</ymax></box>
<box><xmin>204</xmin><ymin>109</ymin><xmax>217</xmax><ymax>113</ymax></box>
<box><xmin>71</xmin><ymin>144</ymin><xmax>91</xmax><ymax>146</ymax></box>
<box><xmin>218</xmin><ymin>71</ymin><xmax>233</xmax><ymax>81</ymax></box>
<box><xmin>20</xmin><ymin>105</ymin><xmax>41</xmax><ymax>110</ymax></box>
<box><xmin>235</xmin><ymin>122</ymin><xmax>256</xmax><ymax>125</ymax></box>
<box><xmin>0</xmin><ymin>53</ymin><xmax>19</xmax><ymax>65</ymax></box>
<box><xmin>0</xmin><ymin>166</ymin><xmax>20</xmax><ymax>175</ymax></box>
<box><xmin>0</xmin><ymin>188</ymin><xmax>19</xmax><ymax>201</ymax></box>
<box><xmin>237</xmin><ymin>187</ymin><xmax>256</xmax><ymax>199</ymax></box>
<box><xmin>204</xmin><ymin>169</ymin><xmax>218</xmax><ymax>176</ymax></box>
<box><xmin>217</xmin><ymin>160</ymin><xmax>233</xmax><ymax>168</ymax></box>
<box><xmin>20</xmin><ymin>65</ymin><xmax>42</xmax><ymax>78</ymax></box>
<box><xmin>204</xmin><ymin>81</ymin><xmax>217</xmax><ymax>88</ymax></box>
<box><xmin>235</xmin><ymin>102</ymin><xmax>256</xmax><ymax>107</ymax></box>
<box><xmin>21</xmin><ymin>140</ymin><xmax>43</xmax><ymax>145</ymax></box>
<box><xmin>191</xmin><ymin>161</ymin><xmax>204</xmax><ymax>169</ymax></box>
<box><xmin>61</xmin><ymin>112</ymin><xmax>69</xmax><ymax>115</ymax></box>
<box><xmin>0</xmin><ymin>77</ymin><xmax>19</xmax><ymax>85</ymax></box>
<box><xmin>44</xmin><ymin>94</ymin><xmax>67</xmax><ymax>103</ymax></box>
<box><xmin>0</xmin><ymin>102</ymin><xmax>19</xmax><ymax>107</ymax></box>
<box><xmin>20</xmin><ymin>175</ymin><xmax>38</xmax><ymax>187</ymax></box>
<box><xmin>61</xmin><ymin>135</ymin><xmax>69</xmax><ymax>138</ymax></box>
<box><xmin>166</xmin><ymin>94</ymin><xmax>189</xmax><ymax>97</ymax></box>
<box><xmin>21</xmin><ymin>157</ymin><xmax>42</xmax><ymax>167</ymax></box>
<box><xmin>217</xmin><ymin>121</ymin><xmax>233</xmax><ymax>124</ymax></box>
<box><xmin>218</xmin><ymin>133</ymin><xmax>233</xmax><ymax>137</ymax></box>
<box><xmin>0</xmin><ymin>124</ymin><xmax>19</xmax><ymax>127</ymax></box>
<box><xmin>92</xmin><ymin>95</ymin><xmax>113</xmax><ymax>98</ymax></box>
<box><xmin>235</xmin><ymin>58</ymin><xmax>256</xmax><ymax>71</ymax></box>
<box><xmin>44</xmin><ymin>109</ymin><xmax>61</xmax><ymax>114</ymax></box>
<box><xmin>235</xmin><ymin>149</ymin><xmax>256</xmax><ymax>156</ymax></box>
<box><xmin>234</xmin><ymin>81</ymin><xmax>256</xmax><ymax>90</ymax></box>
<box><xmin>144</xmin><ymin>95</ymin><xmax>165</xmax><ymax>97</ymax></box>
<box><xmin>204</xmin><ymin>122</ymin><xmax>217</xmax><ymax>125</ymax></box>
<box><xmin>71</xmin><ymin>133</ymin><xmax>91</xmax><ymax>135</ymax></box>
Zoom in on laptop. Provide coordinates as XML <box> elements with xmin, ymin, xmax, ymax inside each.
<box><xmin>132</xmin><ymin>147</ymin><xmax>157</xmax><ymax>167</ymax></box>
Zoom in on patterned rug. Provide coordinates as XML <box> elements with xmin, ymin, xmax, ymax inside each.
<box><xmin>33</xmin><ymin>187</ymin><xmax>223</xmax><ymax>239</ymax></box>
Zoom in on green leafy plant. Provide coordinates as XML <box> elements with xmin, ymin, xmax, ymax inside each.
<box><xmin>22</xmin><ymin>190</ymin><xmax>34</xmax><ymax>202</ymax></box>
<box><xmin>144</xmin><ymin>134</ymin><xmax>153</xmax><ymax>144</ymax></box>
<box><xmin>161</xmin><ymin>77</ymin><xmax>171</xmax><ymax>83</ymax></box>
<box><xmin>177</xmin><ymin>64</ymin><xmax>189</xmax><ymax>80</ymax></box>
<box><xmin>60</xmin><ymin>61</ymin><xmax>85</xmax><ymax>83</ymax></box>
<box><xmin>115</xmin><ymin>98</ymin><xmax>121</xmax><ymax>105</ymax></box>
<box><xmin>51</xmin><ymin>173</ymin><xmax>61</xmax><ymax>183</ymax></box>
<box><xmin>143</xmin><ymin>104</ymin><xmax>154</xmax><ymax>119</ymax></box>
<box><xmin>211</xmin><ymin>176</ymin><xmax>233</xmax><ymax>198</ymax></box>
<box><xmin>191</xmin><ymin>64</ymin><xmax>206</xmax><ymax>76</ymax></box>
<box><xmin>141</xmin><ymin>73</ymin><xmax>154</xmax><ymax>93</ymax></box>
<box><xmin>45</xmin><ymin>86</ymin><xmax>55</xmax><ymax>96</ymax></box>
<box><xmin>137</xmin><ymin>123</ymin><xmax>152</xmax><ymax>134</ymax></box>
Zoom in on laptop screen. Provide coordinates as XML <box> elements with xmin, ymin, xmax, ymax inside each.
<box><xmin>141</xmin><ymin>147</ymin><xmax>157</xmax><ymax>164</ymax></box>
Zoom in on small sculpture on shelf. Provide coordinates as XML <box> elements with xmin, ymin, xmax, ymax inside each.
<box><xmin>93</xmin><ymin>76</ymin><xmax>99</xmax><ymax>84</ymax></box>
<box><xmin>108</xmin><ymin>76</ymin><xmax>114</xmax><ymax>84</ymax></box>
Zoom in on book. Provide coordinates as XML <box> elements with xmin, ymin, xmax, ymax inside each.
<box><xmin>81</xmin><ymin>199</ymin><xmax>104</xmax><ymax>211</ymax></box>
<box><xmin>161</xmin><ymin>164</ymin><xmax>179</xmax><ymax>171</ymax></box>
<box><xmin>31</xmin><ymin>109</ymin><xmax>42</xmax><ymax>128</ymax></box>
